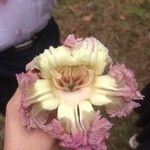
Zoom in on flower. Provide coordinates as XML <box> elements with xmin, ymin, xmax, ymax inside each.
<box><xmin>17</xmin><ymin>34</ymin><xmax>143</xmax><ymax>149</ymax></box>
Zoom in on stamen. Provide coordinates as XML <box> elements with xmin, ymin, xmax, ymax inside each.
<box><xmin>50</xmin><ymin>69</ymin><xmax>62</xmax><ymax>79</ymax></box>
<box><xmin>52</xmin><ymin>66</ymin><xmax>94</xmax><ymax>91</ymax></box>
<box><xmin>52</xmin><ymin>78</ymin><xmax>69</xmax><ymax>91</ymax></box>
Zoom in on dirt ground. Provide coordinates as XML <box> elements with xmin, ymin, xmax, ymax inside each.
<box><xmin>0</xmin><ymin>0</ymin><xmax>150</xmax><ymax>150</ymax></box>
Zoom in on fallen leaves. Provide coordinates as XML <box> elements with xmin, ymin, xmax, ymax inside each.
<box><xmin>82</xmin><ymin>14</ymin><xmax>93</xmax><ymax>22</ymax></box>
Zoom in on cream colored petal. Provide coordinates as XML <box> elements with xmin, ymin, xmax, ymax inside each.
<box><xmin>94</xmin><ymin>89</ymin><xmax>124</xmax><ymax>97</ymax></box>
<box><xmin>90</xmin><ymin>90</ymin><xmax>125</xmax><ymax>119</ymax></box>
<box><xmin>94</xmin><ymin>75</ymin><xmax>123</xmax><ymax>97</ymax></box>
<box><xmin>23</xmin><ymin>79</ymin><xmax>53</xmax><ymax>106</ymax></box>
<box><xmin>72</xmin><ymin>39</ymin><xmax>93</xmax><ymax>66</ymax></box>
<box><xmin>26</xmin><ymin>49</ymin><xmax>56</xmax><ymax>79</ymax></box>
<box><xmin>72</xmin><ymin>37</ymin><xmax>111</xmax><ymax>75</ymax></box>
<box><xmin>27</xmin><ymin>47</ymin><xmax>73</xmax><ymax>79</ymax></box>
<box><xmin>50</xmin><ymin>46</ymin><xmax>73</xmax><ymax>66</ymax></box>
<box><xmin>89</xmin><ymin>37</ymin><xmax>99</xmax><ymax>67</ymax></box>
<box><xmin>94</xmin><ymin>75</ymin><xmax>118</xmax><ymax>91</ymax></box>
<box><xmin>92</xmin><ymin>75</ymin><xmax>125</xmax><ymax>106</ymax></box>
<box><xmin>72</xmin><ymin>50</ymin><xmax>90</xmax><ymax>66</ymax></box>
<box><xmin>78</xmin><ymin>100</ymin><xmax>95</xmax><ymax>130</ymax></box>
<box><xmin>55</xmin><ymin>87</ymin><xmax>92</xmax><ymax>106</ymax></box>
<box><xmin>91</xmin><ymin>93</ymin><xmax>112</xmax><ymax>106</ymax></box>
<box><xmin>40</xmin><ymin>97</ymin><xmax>59</xmax><ymax>111</ymax></box>
<box><xmin>95</xmin><ymin>50</ymin><xmax>111</xmax><ymax>75</ymax></box>
<box><xmin>26</xmin><ymin>56</ymin><xmax>40</xmax><ymax>71</ymax></box>
<box><xmin>89</xmin><ymin>38</ymin><xmax>111</xmax><ymax>75</ymax></box>
<box><xmin>72</xmin><ymin>37</ymin><xmax>99</xmax><ymax>66</ymax></box>
<box><xmin>57</xmin><ymin>103</ymin><xmax>81</xmax><ymax>134</ymax></box>
<box><xmin>38</xmin><ymin>49</ymin><xmax>57</xmax><ymax>79</ymax></box>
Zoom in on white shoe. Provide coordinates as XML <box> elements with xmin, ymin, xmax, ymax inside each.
<box><xmin>129</xmin><ymin>134</ymin><xmax>140</xmax><ymax>149</ymax></box>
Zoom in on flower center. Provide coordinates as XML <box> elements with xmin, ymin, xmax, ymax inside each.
<box><xmin>51</xmin><ymin>66</ymin><xmax>94</xmax><ymax>91</ymax></box>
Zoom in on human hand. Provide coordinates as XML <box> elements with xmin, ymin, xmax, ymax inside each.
<box><xmin>4</xmin><ymin>88</ymin><xmax>56</xmax><ymax>150</ymax></box>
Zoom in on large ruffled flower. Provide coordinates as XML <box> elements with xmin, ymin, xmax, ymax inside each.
<box><xmin>17</xmin><ymin>34</ymin><xmax>143</xmax><ymax>149</ymax></box>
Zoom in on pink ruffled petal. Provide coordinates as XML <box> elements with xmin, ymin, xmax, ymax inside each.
<box><xmin>19</xmin><ymin>102</ymin><xmax>56</xmax><ymax>129</ymax></box>
<box><xmin>16</xmin><ymin>71</ymin><xmax>58</xmax><ymax>107</ymax></box>
<box><xmin>17</xmin><ymin>73</ymin><xmax>39</xmax><ymax>128</ymax></box>
<box><xmin>38</xmin><ymin>111</ymin><xmax>112</xmax><ymax>150</ymax></box>
<box><xmin>108</xmin><ymin>64</ymin><xmax>143</xmax><ymax>100</ymax></box>
<box><xmin>106</xmin><ymin>100</ymin><xmax>140</xmax><ymax>118</ymax></box>
<box><xmin>88</xmin><ymin>111</ymin><xmax>113</xmax><ymax>149</ymax></box>
<box><xmin>16</xmin><ymin>72</ymin><xmax>38</xmax><ymax>107</ymax></box>
<box><xmin>105</xmin><ymin>64</ymin><xmax>143</xmax><ymax>117</ymax></box>
<box><xmin>17</xmin><ymin>72</ymin><xmax>57</xmax><ymax>128</ymax></box>
<box><xmin>16</xmin><ymin>72</ymin><xmax>39</xmax><ymax>88</ymax></box>
<box><xmin>63</xmin><ymin>34</ymin><xmax>83</xmax><ymax>48</ymax></box>
<box><xmin>19</xmin><ymin>105</ymin><xmax>37</xmax><ymax>129</ymax></box>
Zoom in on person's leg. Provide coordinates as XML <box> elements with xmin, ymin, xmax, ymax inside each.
<box><xmin>0</xmin><ymin>17</ymin><xmax>60</xmax><ymax>115</ymax></box>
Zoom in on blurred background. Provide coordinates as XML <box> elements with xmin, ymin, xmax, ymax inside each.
<box><xmin>0</xmin><ymin>0</ymin><xmax>150</xmax><ymax>149</ymax></box>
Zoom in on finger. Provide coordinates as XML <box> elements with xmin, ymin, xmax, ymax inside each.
<box><xmin>10</xmin><ymin>88</ymin><xmax>21</xmax><ymax>102</ymax></box>
<box><xmin>6</xmin><ymin>88</ymin><xmax>21</xmax><ymax>118</ymax></box>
